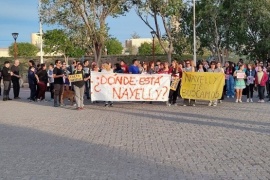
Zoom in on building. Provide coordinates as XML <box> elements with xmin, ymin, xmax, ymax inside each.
<box><xmin>125</xmin><ymin>38</ymin><xmax>153</xmax><ymax>55</ymax></box>
<box><xmin>0</xmin><ymin>48</ymin><xmax>10</xmax><ymax>57</ymax></box>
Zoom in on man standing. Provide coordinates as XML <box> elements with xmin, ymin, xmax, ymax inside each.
<box><xmin>11</xmin><ymin>59</ymin><xmax>21</xmax><ymax>99</ymax></box>
<box><xmin>83</xmin><ymin>60</ymin><xmax>91</xmax><ymax>100</ymax></box>
<box><xmin>129</xmin><ymin>59</ymin><xmax>140</xmax><ymax>74</ymax></box>
<box><xmin>53</xmin><ymin>60</ymin><xmax>64</xmax><ymax>107</ymax></box>
<box><xmin>2</xmin><ymin>61</ymin><xmax>13</xmax><ymax>101</ymax></box>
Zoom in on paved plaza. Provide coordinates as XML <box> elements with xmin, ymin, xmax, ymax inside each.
<box><xmin>0</xmin><ymin>88</ymin><xmax>269</xmax><ymax>179</ymax></box>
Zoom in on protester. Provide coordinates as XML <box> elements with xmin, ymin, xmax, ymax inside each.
<box><xmin>36</xmin><ymin>64</ymin><xmax>48</xmax><ymax>102</ymax></box>
<box><xmin>73</xmin><ymin>63</ymin><xmax>89</xmax><ymax>110</ymax></box>
<box><xmin>114</xmin><ymin>63</ymin><xmax>124</xmax><ymax>73</ymax></box>
<box><xmin>2</xmin><ymin>61</ymin><xmax>13</xmax><ymax>101</ymax></box>
<box><xmin>148</xmin><ymin>61</ymin><xmax>156</xmax><ymax>74</ymax></box>
<box><xmin>47</xmin><ymin>64</ymin><xmax>54</xmax><ymax>101</ymax></box>
<box><xmin>255</xmin><ymin>65</ymin><xmax>268</xmax><ymax>103</ymax></box>
<box><xmin>28</xmin><ymin>66</ymin><xmax>38</xmax><ymax>102</ymax></box>
<box><xmin>216</xmin><ymin>62</ymin><xmax>225</xmax><ymax>103</ymax></box>
<box><xmin>120</xmin><ymin>60</ymin><xmax>129</xmax><ymax>73</ymax></box>
<box><xmin>102</xmin><ymin>62</ymin><xmax>114</xmax><ymax>107</ymax></box>
<box><xmin>245</xmin><ymin>64</ymin><xmax>256</xmax><ymax>102</ymax></box>
<box><xmin>224</xmin><ymin>61</ymin><xmax>235</xmax><ymax>98</ymax></box>
<box><xmin>197</xmin><ymin>63</ymin><xmax>206</xmax><ymax>72</ymax></box>
<box><xmin>83</xmin><ymin>60</ymin><xmax>91</xmax><ymax>100</ymax></box>
<box><xmin>234</xmin><ymin>64</ymin><xmax>246</xmax><ymax>103</ymax></box>
<box><xmin>207</xmin><ymin>61</ymin><xmax>220</xmax><ymax>106</ymax></box>
<box><xmin>168</xmin><ymin>60</ymin><xmax>181</xmax><ymax>106</ymax></box>
<box><xmin>11</xmin><ymin>59</ymin><xmax>21</xmax><ymax>99</ymax></box>
<box><xmin>129</xmin><ymin>59</ymin><xmax>140</xmax><ymax>74</ymax></box>
<box><xmin>53</xmin><ymin>60</ymin><xmax>64</xmax><ymax>107</ymax></box>
<box><xmin>183</xmin><ymin>60</ymin><xmax>195</xmax><ymax>106</ymax></box>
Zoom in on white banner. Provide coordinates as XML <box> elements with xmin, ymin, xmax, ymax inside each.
<box><xmin>91</xmin><ymin>72</ymin><xmax>171</xmax><ymax>101</ymax></box>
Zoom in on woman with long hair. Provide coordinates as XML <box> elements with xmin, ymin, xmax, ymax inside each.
<box><xmin>245</xmin><ymin>64</ymin><xmax>256</xmax><ymax>102</ymax></box>
<box><xmin>36</xmin><ymin>63</ymin><xmax>48</xmax><ymax>101</ymax></box>
<box><xmin>234</xmin><ymin>64</ymin><xmax>246</xmax><ymax>103</ymax></box>
<box><xmin>224</xmin><ymin>61</ymin><xmax>235</xmax><ymax>98</ymax></box>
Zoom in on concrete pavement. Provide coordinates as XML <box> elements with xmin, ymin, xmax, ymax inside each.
<box><xmin>0</xmin><ymin>88</ymin><xmax>269</xmax><ymax>179</ymax></box>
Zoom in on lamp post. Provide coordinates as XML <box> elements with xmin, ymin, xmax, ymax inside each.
<box><xmin>151</xmin><ymin>31</ymin><xmax>156</xmax><ymax>61</ymax></box>
<box><xmin>39</xmin><ymin>0</ymin><xmax>44</xmax><ymax>63</ymax></box>
<box><xmin>193</xmin><ymin>0</ymin><xmax>197</xmax><ymax>66</ymax></box>
<box><xmin>12</xmin><ymin>33</ymin><xmax>19</xmax><ymax>59</ymax></box>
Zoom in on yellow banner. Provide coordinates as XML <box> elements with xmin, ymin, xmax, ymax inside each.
<box><xmin>68</xmin><ymin>74</ymin><xmax>83</xmax><ymax>82</ymax></box>
<box><xmin>180</xmin><ymin>72</ymin><xmax>225</xmax><ymax>100</ymax></box>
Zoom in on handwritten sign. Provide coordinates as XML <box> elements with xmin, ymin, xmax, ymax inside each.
<box><xmin>236</xmin><ymin>72</ymin><xmax>245</xmax><ymax>79</ymax></box>
<box><xmin>91</xmin><ymin>72</ymin><xmax>170</xmax><ymax>101</ymax></box>
<box><xmin>68</xmin><ymin>74</ymin><xmax>83</xmax><ymax>82</ymax></box>
<box><xmin>180</xmin><ymin>72</ymin><xmax>225</xmax><ymax>100</ymax></box>
<box><xmin>170</xmin><ymin>78</ymin><xmax>180</xmax><ymax>91</ymax></box>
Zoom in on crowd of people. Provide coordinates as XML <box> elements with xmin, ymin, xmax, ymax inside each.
<box><xmin>1</xmin><ymin>58</ymin><xmax>270</xmax><ymax>110</ymax></box>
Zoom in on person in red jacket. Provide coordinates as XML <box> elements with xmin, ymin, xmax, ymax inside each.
<box><xmin>255</xmin><ymin>65</ymin><xmax>268</xmax><ymax>103</ymax></box>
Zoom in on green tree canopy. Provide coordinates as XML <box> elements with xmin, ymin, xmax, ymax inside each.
<box><xmin>138</xmin><ymin>41</ymin><xmax>164</xmax><ymax>55</ymax></box>
<box><xmin>43</xmin><ymin>29</ymin><xmax>85</xmax><ymax>62</ymax></box>
<box><xmin>8</xmin><ymin>42</ymin><xmax>39</xmax><ymax>57</ymax></box>
<box><xmin>105</xmin><ymin>38</ymin><xmax>123</xmax><ymax>55</ymax></box>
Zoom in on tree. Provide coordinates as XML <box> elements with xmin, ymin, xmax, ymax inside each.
<box><xmin>43</xmin><ymin>29</ymin><xmax>85</xmax><ymax>63</ymax></box>
<box><xmin>8</xmin><ymin>42</ymin><xmax>39</xmax><ymax>57</ymax></box>
<box><xmin>40</xmin><ymin>0</ymin><xmax>132</xmax><ymax>65</ymax></box>
<box><xmin>133</xmin><ymin>0</ymin><xmax>183</xmax><ymax>63</ymax></box>
<box><xmin>130</xmin><ymin>32</ymin><xmax>141</xmax><ymax>39</ymax></box>
<box><xmin>105</xmin><ymin>38</ymin><xmax>123</xmax><ymax>55</ymax></box>
<box><xmin>138</xmin><ymin>41</ymin><xmax>165</xmax><ymax>55</ymax></box>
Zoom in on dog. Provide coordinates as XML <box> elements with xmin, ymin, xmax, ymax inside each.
<box><xmin>62</xmin><ymin>89</ymin><xmax>75</xmax><ymax>105</ymax></box>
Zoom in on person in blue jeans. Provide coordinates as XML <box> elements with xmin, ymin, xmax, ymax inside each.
<box><xmin>224</xmin><ymin>61</ymin><xmax>235</xmax><ymax>98</ymax></box>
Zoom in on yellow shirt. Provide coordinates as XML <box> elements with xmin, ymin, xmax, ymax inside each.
<box><xmin>257</xmin><ymin>71</ymin><xmax>263</xmax><ymax>84</ymax></box>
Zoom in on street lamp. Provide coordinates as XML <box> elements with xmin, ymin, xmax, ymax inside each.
<box><xmin>12</xmin><ymin>33</ymin><xmax>19</xmax><ymax>59</ymax></box>
<box><xmin>151</xmin><ymin>30</ymin><xmax>156</xmax><ymax>61</ymax></box>
<box><xmin>193</xmin><ymin>0</ymin><xmax>196</xmax><ymax>66</ymax></box>
<box><xmin>39</xmin><ymin>0</ymin><xmax>44</xmax><ymax>63</ymax></box>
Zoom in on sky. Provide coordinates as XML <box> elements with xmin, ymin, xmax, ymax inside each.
<box><xmin>0</xmin><ymin>0</ymin><xmax>160</xmax><ymax>48</ymax></box>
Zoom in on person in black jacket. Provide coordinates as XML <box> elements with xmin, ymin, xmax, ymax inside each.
<box><xmin>36</xmin><ymin>63</ymin><xmax>48</xmax><ymax>101</ymax></box>
<box><xmin>2</xmin><ymin>61</ymin><xmax>13</xmax><ymax>101</ymax></box>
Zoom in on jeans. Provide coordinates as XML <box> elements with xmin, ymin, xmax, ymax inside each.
<box><xmin>226</xmin><ymin>75</ymin><xmax>235</xmax><ymax>97</ymax></box>
<box><xmin>3</xmin><ymin>81</ymin><xmax>11</xmax><ymax>98</ymax></box>
<box><xmin>54</xmin><ymin>84</ymin><xmax>64</xmax><ymax>105</ymax></box>
<box><xmin>12</xmin><ymin>78</ymin><xmax>20</xmax><ymax>98</ymax></box>
<box><xmin>84</xmin><ymin>80</ymin><xmax>90</xmax><ymax>98</ymax></box>
<box><xmin>246</xmin><ymin>84</ymin><xmax>255</xmax><ymax>99</ymax></box>
<box><xmin>50</xmin><ymin>83</ymin><xmax>54</xmax><ymax>99</ymax></box>
<box><xmin>29</xmin><ymin>83</ymin><xmax>37</xmax><ymax>101</ymax></box>
<box><xmin>74</xmin><ymin>85</ymin><xmax>85</xmax><ymax>108</ymax></box>
<box><xmin>258</xmin><ymin>85</ymin><xmax>265</xmax><ymax>100</ymax></box>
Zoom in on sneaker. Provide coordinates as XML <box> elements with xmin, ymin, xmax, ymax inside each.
<box><xmin>110</xmin><ymin>103</ymin><xmax>113</xmax><ymax>107</ymax></box>
<box><xmin>218</xmin><ymin>100</ymin><xmax>222</xmax><ymax>103</ymax></box>
<box><xmin>173</xmin><ymin>103</ymin><xmax>178</xmax><ymax>106</ymax></box>
<box><xmin>261</xmin><ymin>100</ymin><xmax>265</xmax><ymax>103</ymax></box>
<box><xmin>208</xmin><ymin>102</ymin><xmax>212</xmax><ymax>106</ymax></box>
<box><xmin>232</xmin><ymin>96</ymin><xmax>235</xmax><ymax>98</ymax></box>
<box><xmin>250</xmin><ymin>99</ymin><xmax>253</xmax><ymax>103</ymax></box>
<box><xmin>246</xmin><ymin>99</ymin><xmax>250</xmax><ymax>103</ymax></box>
<box><xmin>239</xmin><ymin>99</ymin><xmax>242</xmax><ymax>103</ymax></box>
<box><xmin>104</xmin><ymin>103</ymin><xmax>109</xmax><ymax>107</ymax></box>
<box><xmin>258</xmin><ymin>100</ymin><xmax>262</xmax><ymax>103</ymax></box>
<box><xmin>60</xmin><ymin>103</ymin><xmax>65</xmax><ymax>107</ymax></box>
<box><xmin>226</xmin><ymin>96</ymin><xmax>229</xmax><ymax>98</ymax></box>
<box><xmin>192</xmin><ymin>104</ymin><xmax>196</xmax><ymax>107</ymax></box>
<box><xmin>213</xmin><ymin>103</ymin><xmax>217</xmax><ymax>107</ymax></box>
<box><xmin>166</xmin><ymin>102</ymin><xmax>171</xmax><ymax>106</ymax></box>
<box><xmin>235</xmin><ymin>99</ymin><xmax>239</xmax><ymax>103</ymax></box>
<box><xmin>183</xmin><ymin>104</ymin><xmax>187</xmax><ymax>107</ymax></box>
